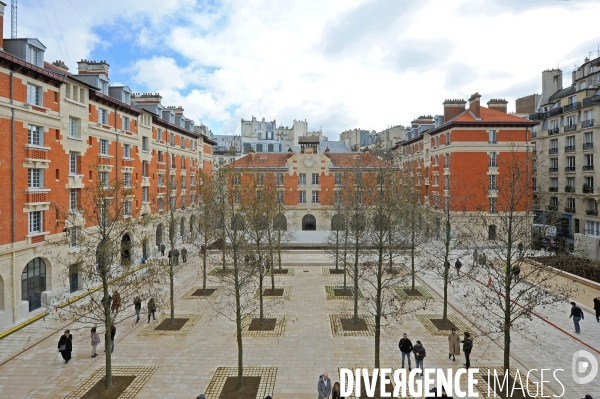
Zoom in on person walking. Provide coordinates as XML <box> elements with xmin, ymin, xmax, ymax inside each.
<box><xmin>181</xmin><ymin>247</ymin><xmax>188</xmax><ymax>263</ymax></box>
<box><xmin>58</xmin><ymin>330</ymin><xmax>73</xmax><ymax>364</ymax></box>
<box><xmin>472</xmin><ymin>248</ymin><xmax>478</xmax><ymax>266</ymax></box>
<box><xmin>318</xmin><ymin>372</ymin><xmax>332</xmax><ymax>399</ymax></box>
<box><xmin>461</xmin><ymin>332</ymin><xmax>473</xmax><ymax>369</ymax></box>
<box><xmin>90</xmin><ymin>327</ymin><xmax>100</xmax><ymax>358</ymax></box>
<box><xmin>134</xmin><ymin>296</ymin><xmax>142</xmax><ymax>324</ymax></box>
<box><xmin>147</xmin><ymin>297</ymin><xmax>156</xmax><ymax>323</ymax></box>
<box><xmin>111</xmin><ymin>291</ymin><xmax>121</xmax><ymax>313</ymax></box>
<box><xmin>398</xmin><ymin>333</ymin><xmax>413</xmax><ymax>371</ymax></box>
<box><xmin>593</xmin><ymin>297</ymin><xmax>600</xmax><ymax>323</ymax></box>
<box><xmin>160</xmin><ymin>243</ymin><xmax>166</xmax><ymax>256</ymax></box>
<box><xmin>110</xmin><ymin>322</ymin><xmax>116</xmax><ymax>353</ymax></box>
<box><xmin>454</xmin><ymin>259</ymin><xmax>462</xmax><ymax>276</ymax></box>
<box><xmin>168</xmin><ymin>249</ymin><xmax>173</xmax><ymax>265</ymax></box>
<box><xmin>174</xmin><ymin>248</ymin><xmax>180</xmax><ymax>265</ymax></box>
<box><xmin>413</xmin><ymin>340</ymin><xmax>426</xmax><ymax>377</ymax></box>
<box><xmin>331</xmin><ymin>382</ymin><xmax>344</xmax><ymax>399</ymax></box>
<box><xmin>570</xmin><ymin>302</ymin><xmax>585</xmax><ymax>333</ymax></box>
<box><xmin>511</xmin><ymin>264</ymin><xmax>521</xmax><ymax>282</ymax></box>
<box><xmin>448</xmin><ymin>328</ymin><xmax>460</xmax><ymax>362</ymax></box>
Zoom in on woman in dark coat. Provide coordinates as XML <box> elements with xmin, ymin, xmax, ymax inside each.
<box><xmin>594</xmin><ymin>296</ymin><xmax>600</xmax><ymax>322</ymax></box>
<box><xmin>58</xmin><ymin>330</ymin><xmax>73</xmax><ymax>363</ymax></box>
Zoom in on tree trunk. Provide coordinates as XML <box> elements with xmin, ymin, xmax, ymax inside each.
<box><xmin>343</xmin><ymin>229</ymin><xmax>348</xmax><ymax>289</ymax></box>
<box><xmin>374</xmin><ymin>245</ymin><xmax>383</xmax><ymax>368</ymax></box>
<box><xmin>234</xmin><ymin>248</ymin><xmax>244</xmax><ymax>389</ymax></box>
<box><xmin>353</xmin><ymin>234</ymin><xmax>359</xmax><ymax>323</ymax></box>
<box><xmin>277</xmin><ymin>230</ymin><xmax>282</xmax><ymax>271</ymax></box>
<box><xmin>335</xmin><ymin>230</ymin><xmax>339</xmax><ymax>270</ymax></box>
<box><xmin>442</xmin><ymin>216</ymin><xmax>451</xmax><ymax>322</ymax></box>
<box><xmin>104</xmin><ymin>283</ymin><xmax>112</xmax><ymax>389</ymax></box>
<box><xmin>202</xmin><ymin>237</ymin><xmax>208</xmax><ymax>290</ymax></box>
<box><xmin>268</xmin><ymin>231</ymin><xmax>275</xmax><ymax>291</ymax></box>
<box><xmin>411</xmin><ymin>227</ymin><xmax>416</xmax><ymax>291</ymax></box>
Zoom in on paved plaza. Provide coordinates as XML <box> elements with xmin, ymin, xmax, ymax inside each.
<box><xmin>0</xmin><ymin>250</ymin><xmax>598</xmax><ymax>398</ymax></box>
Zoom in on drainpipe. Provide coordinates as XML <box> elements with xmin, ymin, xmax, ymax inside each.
<box><xmin>10</xmin><ymin>67</ymin><xmax>21</xmax><ymax>321</ymax></box>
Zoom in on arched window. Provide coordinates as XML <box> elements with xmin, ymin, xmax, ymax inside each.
<box><xmin>156</xmin><ymin>223</ymin><xmax>163</xmax><ymax>246</ymax></box>
<box><xmin>331</xmin><ymin>214</ymin><xmax>345</xmax><ymax>231</ymax></box>
<box><xmin>273</xmin><ymin>214</ymin><xmax>287</xmax><ymax>231</ymax></box>
<box><xmin>22</xmin><ymin>258</ymin><xmax>46</xmax><ymax>312</ymax></box>
<box><xmin>121</xmin><ymin>233</ymin><xmax>132</xmax><ymax>263</ymax></box>
<box><xmin>142</xmin><ymin>238</ymin><xmax>148</xmax><ymax>259</ymax></box>
<box><xmin>302</xmin><ymin>214</ymin><xmax>316</xmax><ymax>231</ymax></box>
<box><xmin>488</xmin><ymin>225</ymin><xmax>497</xmax><ymax>240</ymax></box>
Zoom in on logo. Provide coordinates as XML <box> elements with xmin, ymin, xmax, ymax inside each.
<box><xmin>572</xmin><ymin>350</ymin><xmax>599</xmax><ymax>385</ymax></box>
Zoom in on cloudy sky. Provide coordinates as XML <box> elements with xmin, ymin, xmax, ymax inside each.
<box><xmin>12</xmin><ymin>0</ymin><xmax>600</xmax><ymax>137</ymax></box>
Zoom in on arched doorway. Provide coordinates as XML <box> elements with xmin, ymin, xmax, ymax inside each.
<box><xmin>302</xmin><ymin>214</ymin><xmax>316</xmax><ymax>231</ymax></box>
<box><xmin>156</xmin><ymin>223</ymin><xmax>163</xmax><ymax>247</ymax></box>
<box><xmin>22</xmin><ymin>258</ymin><xmax>46</xmax><ymax>312</ymax></box>
<box><xmin>273</xmin><ymin>214</ymin><xmax>287</xmax><ymax>231</ymax></box>
<box><xmin>121</xmin><ymin>233</ymin><xmax>132</xmax><ymax>263</ymax></box>
<box><xmin>142</xmin><ymin>238</ymin><xmax>148</xmax><ymax>259</ymax></box>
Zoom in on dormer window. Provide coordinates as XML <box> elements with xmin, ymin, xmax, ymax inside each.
<box><xmin>100</xmin><ymin>80</ymin><xmax>109</xmax><ymax>95</ymax></box>
<box><xmin>123</xmin><ymin>92</ymin><xmax>131</xmax><ymax>104</ymax></box>
<box><xmin>27</xmin><ymin>46</ymin><xmax>43</xmax><ymax>67</ymax></box>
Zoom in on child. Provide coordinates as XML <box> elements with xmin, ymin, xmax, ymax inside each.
<box><xmin>90</xmin><ymin>327</ymin><xmax>100</xmax><ymax>358</ymax></box>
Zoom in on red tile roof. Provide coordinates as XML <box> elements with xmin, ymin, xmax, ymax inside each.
<box><xmin>328</xmin><ymin>153</ymin><xmax>391</xmax><ymax>168</ymax></box>
<box><xmin>228</xmin><ymin>153</ymin><xmax>290</xmax><ymax>168</ymax></box>
<box><xmin>452</xmin><ymin>106</ymin><xmax>531</xmax><ymax>123</ymax></box>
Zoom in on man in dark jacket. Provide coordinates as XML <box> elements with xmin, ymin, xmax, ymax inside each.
<box><xmin>570</xmin><ymin>302</ymin><xmax>585</xmax><ymax>333</ymax></box>
<box><xmin>594</xmin><ymin>297</ymin><xmax>600</xmax><ymax>323</ymax></box>
<box><xmin>181</xmin><ymin>247</ymin><xmax>188</xmax><ymax>263</ymax></box>
<box><xmin>134</xmin><ymin>297</ymin><xmax>142</xmax><ymax>324</ymax></box>
<box><xmin>174</xmin><ymin>248</ymin><xmax>180</xmax><ymax>265</ymax></box>
<box><xmin>461</xmin><ymin>332</ymin><xmax>473</xmax><ymax>369</ymax></box>
<box><xmin>110</xmin><ymin>323</ymin><xmax>116</xmax><ymax>353</ymax></box>
<box><xmin>399</xmin><ymin>333</ymin><xmax>413</xmax><ymax>370</ymax></box>
<box><xmin>413</xmin><ymin>340</ymin><xmax>426</xmax><ymax>376</ymax></box>
<box><xmin>160</xmin><ymin>243</ymin><xmax>166</xmax><ymax>256</ymax></box>
<box><xmin>58</xmin><ymin>330</ymin><xmax>73</xmax><ymax>364</ymax></box>
<box><xmin>454</xmin><ymin>259</ymin><xmax>462</xmax><ymax>276</ymax></box>
<box><xmin>168</xmin><ymin>249</ymin><xmax>173</xmax><ymax>265</ymax></box>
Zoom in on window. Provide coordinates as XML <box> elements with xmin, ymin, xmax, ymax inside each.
<box><xmin>123</xmin><ymin>92</ymin><xmax>131</xmax><ymax>104</ymax></box>
<box><xmin>334</xmin><ymin>190</ymin><xmax>341</xmax><ymax>205</ymax></box>
<box><xmin>444</xmin><ymin>155</ymin><xmax>450</xmax><ymax>169</ymax></box>
<box><xmin>566</xmin><ymin>177</ymin><xmax>575</xmax><ymax>191</ymax></box>
<box><xmin>100</xmin><ymin>139</ymin><xmax>109</xmax><ymax>155</ymax></box>
<box><xmin>69</xmin><ymin>227</ymin><xmax>79</xmax><ymax>248</ymax></box>
<box><xmin>28</xmin><ymin>125</ymin><xmax>43</xmax><ymax>146</ymax></box>
<box><xmin>158</xmin><ymin>174</ymin><xmax>164</xmax><ymax>187</ymax></box>
<box><xmin>584</xmin><ymin>154</ymin><xmax>594</xmax><ymax>167</ymax></box>
<box><xmin>567</xmin><ymin>198</ymin><xmax>576</xmax><ymax>211</ymax></box>
<box><xmin>123</xmin><ymin>116</ymin><xmax>130</xmax><ymax>132</ymax></box>
<box><xmin>584</xmin><ymin>132</ymin><xmax>594</xmax><ymax>148</ymax></box>
<box><xmin>550</xmin><ymin>177</ymin><xmax>558</xmax><ymax>191</ymax></box>
<box><xmin>489</xmin><ymin>197</ymin><xmax>497</xmax><ymax>213</ymax></box>
<box><xmin>98</xmin><ymin>108</ymin><xmax>108</xmax><ymax>125</ymax></box>
<box><xmin>170</xmin><ymin>195</ymin><xmax>175</xmax><ymax>209</ymax></box>
<box><xmin>69</xmin><ymin>189</ymin><xmax>78</xmax><ymax>211</ymax></box>
<box><xmin>299</xmin><ymin>190</ymin><xmax>306</xmax><ymax>203</ymax></box>
<box><xmin>170</xmin><ymin>133</ymin><xmax>175</xmax><ymax>146</ymax></box>
<box><xmin>585</xmin><ymin>176</ymin><xmax>594</xmax><ymax>190</ymax></box>
<box><xmin>141</xmin><ymin>137</ymin><xmax>148</xmax><ymax>151</ymax></box>
<box><xmin>123</xmin><ymin>144</ymin><xmax>131</xmax><ymax>158</ymax></box>
<box><xmin>334</xmin><ymin>173</ymin><xmax>342</xmax><ymax>185</ymax></box>
<box><xmin>29</xmin><ymin>211</ymin><xmax>42</xmax><ymax>233</ymax></box>
<box><xmin>434</xmin><ymin>155</ymin><xmax>438</xmax><ymax>166</ymax></box>
<box><xmin>157</xmin><ymin>128</ymin><xmax>163</xmax><ymax>141</ymax></box>
<box><xmin>257</xmin><ymin>173</ymin><xmax>264</xmax><ymax>185</ymax></box>
<box><xmin>69</xmin><ymin>152</ymin><xmax>78</xmax><ymax>175</ymax></box>
<box><xmin>28</xmin><ymin>169</ymin><xmax>43</xmax><ymax>188</ymax></box>
<box><xmin>170</xmin><ymin>175</ymin><xmax>175</xmax><ymax>188</ymax></box>
<box><xmin>191</xmin><ymin>140</ymin><xmax>195</xmax><ymax>151</ymax></box>
<box><xmin>123</xmin><ymin>173</ymin><xmax>131</xmax><ymax>187</ymax></box>
<box><xmin>489</xmin><ymin>130</ymin><xmax>497</xmax><ymax>144</ymax></box>
<box><xmin>158</xmin><ymin>151</ymin><xmax>163</xmax><ymax>163</ymax></box>
<box><xmin>182</xmin><ymin>156</ymin><xmax>186</xmax><ymax>169</ymax></box>
<box><xmin>100</xmin><ymin>80</ymin><xmax>109</xmax><ymax>94</ymax></box>
<box><xmin>142</xmin><ymin>161</ymin><xmax>149</xmax><ymax>177</ymax></box>
<box><xmin>190</xmin><ymin>175</ymin><xmax>195</xmax><ymax>186</ymax></box>
<box><xmin>233</xmin><ymin>173</ymin><xmax>241</xmax><ymax>185</ymax></box>
<box><xmin>190</xmin><ymin>192</ymin><xmax>195</xmax><ymax>205</ymax></box>
<box><xmin>434</xmin><ymin>175</ymin><xmax>439</xmax><ymax>186</ymax></box>
<box><xmin>312</xmin><ymin>173</ymin><xmax>319</xmax><ymax>185</ymax></box>
<box><xmin>100</xmin><ymin>171</ymin><xmax>108</xmax><ymax>188</ymax></box>
<box><xmin>489</xmin><ymin>175</ymin><xmax>497</xmax><ymax>190</ymax></box>
<box><xmin>445</xmin><ymin>132</ymin><xmax>450</xmax><ymax>145</ymax></box>
<box><xmin>171</xmin><ymin>153</ymin><xmax>175</xmax><ymax>165</ymax></box>
<box><xmin>567</xmin><ymin>115</ymin><xmax>576</xmax><ymax>127</ymax></box>
<box><xmin>276</xmin><ymin>173</ymin><xmax>284</xmax><ymax>186</ymax></box>
<box><xmin>489</xmin><ymin>152</ymin><xmax>497</xmax><ymax>167</ymax></box>
<box><xmin>68</xmin><ymin>117</ymin><xmax>79</xmax><ymax>138</ymax></box>
<box><xmin>299</xmin><ymin>173</ymin><xmax>306</xmax><ymax>185</ymax></box>
<box><xmin>27</xmin><ymin>45</ymin><xmax>42</xmax><ymax>66</ymax></box>
<box><xmin>181</xmin><ymin>137</ymin><xmax>185</xmax><ymax>149</ymax></box>
<box><xmin>181</xmin><ymin>175</ymin><xmax>186</xmax><ymax>189</ymax></box>
<box><xmin>435</xmin><ymin>136</ymin><xmax>439</xmax><ymax>147</ymax></box>
<box><xmin>124</xmin><ymin>201</ymin><xmax>131</xmax><ymax>217</ymax></box>
<box><xmin>585</xmin><ymin>221</ymin><xmax>600</xmax><ymax>237</ymax></box>
<box><xmin>158</xmin><ymin>197</ymin><xmax>164</xmax><ymax>211</ymax></box>
<box><xmin>549</xmin><ymin>138</ymin><xmax>558</xmax><ymax>151</ymax></box>
<box><xmin>312</xmin><ymin>191</ymin><xmax>319</xmax><ymax>204</ymax></box>
<box><xmin>27</xmin><ymin>84</ymin><xmax>42</xmax><ymax>106</ymax></box>
<box><xmin>277</xmin><ymin>190</ymin><xmax>284</xmax><ymax>204</ymax></box>
<box><xmin>444</xmin><ymin>175</ymin><xmax>450</xmax><ymax>190</ymax></box>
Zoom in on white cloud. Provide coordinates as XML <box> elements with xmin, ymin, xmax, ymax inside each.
<box><xmin>13</xmin><ymin>0</ymin><xmax>600</xmax><ymax>135</ymax></box>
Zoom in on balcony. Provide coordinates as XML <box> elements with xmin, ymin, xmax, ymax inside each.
<box><xmin>565</xmin><ymin>166</ymin><xmax>576</xmax><ymax>172</ymax></box>
<box><xmin>565</xmin><ymin>186</ymin><xmax>575</xmax><ymax>193</ymax></box>
<box><xmin>549</xmin><ymin>148</ymin><xmax>558</xmax><ymax>154</ymax></box>
<box><xmin>565</xmin><ymin>208</ymin><xmax>576</xmax><ymax>214</ymax></box>
<box><xmin>549</xmin><ymin>187</ymin><xmax>558</xmax><ymax>192</ymax></box>
<box><xmin>583</xmin><ymin>142</ymin><xmax>594</xmax><ymax>150</ymax></box>
<box><xmin>583</xmin><ymin>165</ymin><xmax>594</xmax><ymax>171</ymax></box>
<box><xmin>583</xmin><ymin>185</ymin><xmax>593</xmax><ymax>193</ymax></box>
<box><xmin>581</xmin><ymin>119</ymin><xmax>595</xmax><ymax>128</ymax></box>
<box><xmin>586</xmin><ymin>209</ymin><xmax>599</xmax><ymax>216</ymax></box>
<box><xmin>529</xmin><ymin>112</ymin><xmax>547</xmax><ymax>121</ymax></box>
<box><xmin>565</xmin><ymin>145</ymin><xmax>575</xmax><ymax>153</ymax></box>
<box><xmin>563</xmin><ymin>102</ymin><xmax>581</xmax><ymax>113</ymax></box>
<box><xmin>549</xmin><ymin>167</ymin><xmax>559</xmax><ymax>173</ymax></box>
<box><xmin>547</xmin><ymin>205</ymin><xmax>558</xmax><ymax>211</ymax></box>
<box><xmin>548</xmin><ymin>107</ymin><xmax>563</xmax><ymax>117</ymax></box>
<box><xmin>548</xmin><ymin>127</ymin><xmax>559</xmax><ymax>135</ymax></box>
<box><xmin>564</xmin><ymin>124</ymin><xmax>577</xmax><ymax>132</ymax></box>
<box><xmin>583</xmin><ymin>95</ymin><xmax>600</xmax><ymax>107</ymax></box>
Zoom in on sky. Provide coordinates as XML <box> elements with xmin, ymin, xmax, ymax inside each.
<box><xmin>11</xmin><ymin>0</ymin><xmax>600</xmax><ymax>137</ymax></box>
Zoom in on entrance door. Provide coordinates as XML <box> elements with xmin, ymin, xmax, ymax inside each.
<box><xmin>22</xmin><ymin>258</ymin><xmax>47</xmax><ymax>312</ymax></box>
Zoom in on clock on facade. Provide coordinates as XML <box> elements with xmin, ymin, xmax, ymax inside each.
<box><xmin>304</xmin><ymin>157</ymin><xmax>314</xmax><ymax>167</ymax></box>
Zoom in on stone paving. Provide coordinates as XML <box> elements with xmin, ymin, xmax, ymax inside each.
<box><xmin>0</xmin><ymin>250</ymin><xmax>598</xmax><ymax>398</ymax></box>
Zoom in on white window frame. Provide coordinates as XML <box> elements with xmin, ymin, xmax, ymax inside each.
<box><xmin>123</xmin><ymin>172</ymin><xmax>131</xmax><ymax>188</ymax></box>
<box><xmin>69</xmin><ymin>152</ymin><xmax>78</xmax><ymax>175</ymax></box>
<box><xmin>142</xmin><ymin>186</ymin><xmax>148</xmax><ymax>202</ymax></box>
<box><xmin>28</xmin><ymin>124</ymin><xmax>43</xmax><ymax>146</ymax></box>
<box><xmin>123</xmin><ymin>116</ymin><xmax>130</xmax><ymax>132</ymax></box>
<box><xmin>69</xmin><ymin>117</ymin><xmax>79</xmax><ymax>138</ymax></box>
<box><xmin>124</xmin><ymin>201</ymin><xmax>131</xmax><ymax>217</ymax></box>
<box><xmin>489</xmin><ymin>130</ymin><xmax>497</xmax><ymax>144</ymax></box>
<box><xmin>100</xmin><ymin>139</ymin><xmax>109</xmax><ymax>155</ymax></box>
<box><xmin>312</xmin><ymin>190</ymin><xmax>319</xmax><ymax>204</ymax></box>
<box><xmin>27</xmin><ymin>84</ymin><xmax>42</xmax><ymax>106</ymax></box>
<box><xmin>69</xmin><ymin>189</ymin><xmax>78</xmax><ymax>211</ymax></box>
<box><xmin>69</xmin><ymin>226</ymin><xmax>79</xmax><ymax>248</ymax></box>
<box><xmin>99</xmin><ymin>108</ymin><xmax>108</xmax><ymax>125</ymax></box>
<box><xmin>29</xmin><ymin>211</ymin><xmax>42</xmax><ymax>233</ymax></box>
<box><xmin>123</xmin><ymin>144</ymin><xmax>131</xmax><ymax>159</ymax></box>
<box><xmin>100</xmin><ymin>171</ymin><xmax>109</xmax><ymax>188</ymax></box>
<box><xmin>299</xmin><ymin>173</ymin><xmax>306</xmax><ymax>185</ymax></box>
<box><xmin>299</xmin><ymin>190</ymin><xmax>306</xmax><ymax>204</ymax></box>
<box><xmin>142</xmin><ymin>136</ymin><xmax>149</xmax><ymax>151</ymax></box>
<box><xmin>28</xmin><ymin>168</ymin><xmax>43</xmax><ymax>188</ymax></box>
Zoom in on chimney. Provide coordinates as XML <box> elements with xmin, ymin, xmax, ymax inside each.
<box><xmin>52</xmin><ymin>60</ymin><xmax>70</xmax><ymax>72</ymax></box>
<box><xmin>132</xmin><ymin>92</ymin><xmax>162</xmax><ymax>104</ymax></box>
<box><xmin>365</xmin><ymin>149</ymin><xmax>370</xmax><ymax>162</ymax></box>
<box><xmin>249</xmin><ymin>146</ymin><xmax>255</xmax><ymax>162</ymax></box>
<box><xmin>166</xmin><ymin>105</ymin><xmax>184</xmax><ymax>115</ymax></box>
<box><xmin>487</xmin><ymin>98</ymin><xmax>508</xmax><ymax>113</ymax></box>
<box><xmin>0</xmin><ymin>2</ymin><xmax>6</xmax><ymax>50</ymax></box>
<box><xmin>443</xmin><ymin>99</ymin><xmax>466</xmax><ymax>121</ymax></box>
<box><xmin>77</xmin><ymin>59</ymin><xmax>110</xmax><ymax>77</ymax></box>
<box><xmin>468</xmin><ymin>92</ymin><xmax>481</xmax><ymax>118</ymax></box>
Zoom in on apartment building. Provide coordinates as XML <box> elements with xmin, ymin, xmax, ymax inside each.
<box><xmin>529</xmin><ymin>58</ymin><xmax>600</xmax><ymax>258</ymax></box>
<box><xmin>400</xmin><ymin>93</ymin><xmax>536</xmax><ymax>236</ymax></box>
<box><xmin>0</xmin><ymin>5</ymin><xmax>216</xmax><ymax>329</ymax></box>
<box><xmin>227</xmin><ymin>136</ymin><xmax>390</xmax><ymax>235</ymax></box>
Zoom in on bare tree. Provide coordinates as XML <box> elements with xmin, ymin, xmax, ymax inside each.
<box><xmin>50</xmin><ymin>167</ymin><xmax>163</xmax><ymax>389</ymax></box>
